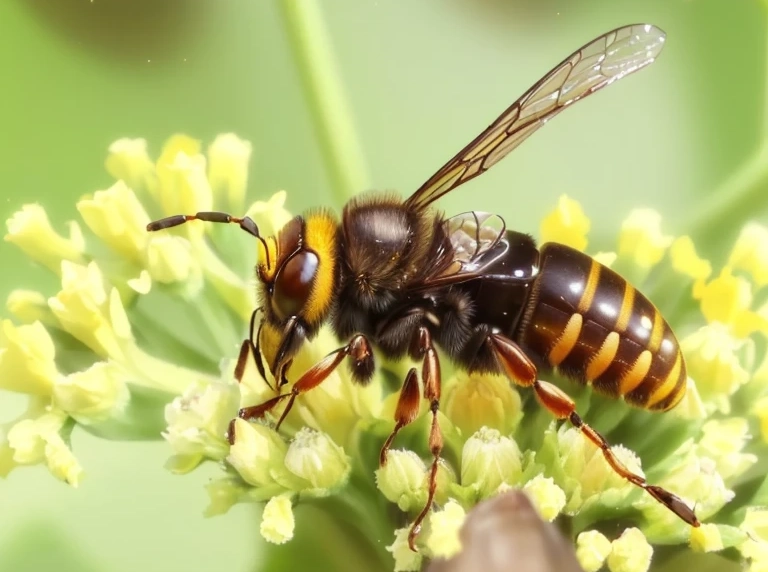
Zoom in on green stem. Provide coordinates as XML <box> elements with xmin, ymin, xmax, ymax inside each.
<box><xmin>763</xmin><ymin>12</ymin><xmax>768</xmax><ymax>139</ymax></box>
<box><xmin>278</xmin><ymin>0</ymin><xmax>370</xmax><ymax>204</ymax></box>
<box><xmin>685</xmin><ymin>140</ymin><xmax>768</xmax><ymax>254</ymax></box>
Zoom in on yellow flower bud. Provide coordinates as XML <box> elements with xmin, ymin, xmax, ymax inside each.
<box><xmin>105</xmin><ymin>137</ymin><xmax>157</xmax><ymax>194</ymax></box>
<box><xmin>226</xmin><ymin>419</ymin><xmax>290</xmax><ymax>489</ymax></box>
<box><xmin>7</xmin><ymin>410</ymin><xmax>83</xmax><ymax>486</ymax></box>
<box><xmin>283</xmin><ymin>428</ymin><xmax>350</xmax><ymax>493</ymax></box>
<box><xmin>523</xmin><ymin>474</ymin><xmax>567</xmax><ymax>522</ymax></box>
<box><xmin>576</xmin><ymin>530</ymin><xmax>612</xmax><ymax>572</ymax></box>
<box><xmin>689</xmin><ymin>523</ymin><xmax>724</xmax><ymax>552</ymax></box>
<box><xmin>461</xmin><ymin>427</ymin><xmax>523</xmax><ymax>500</ymax></box>
<box><xmin>44</xmin><ymin>431</ymin><xmax>84</xmax><ymax>486</ymax></box>
<box><xmin>728</xmin><ymin>222</ymin><xmax>768</xmax><ymax>288</ymax></box>
<box><xmin>7</xmin><ymin>411</ymin><xmax>62</xmax><ymax>464</ymax></box>
<box><xmin>207</xmin><ymin>133</ymin><xmax>253</xmax><ymax>211</ymax></box>
<box><xmin>424</xmin><ymin>499</ymin><xmax>465</xmax><ymax>559</ymax></box>
<box><xmin>670</xmin><ymin>235</ymin><xmax>712</xmax><ymax>281</ymax></box>
<box><xmin>557</xmin><ymin>426</ymin><xmax>642</xmax><ymax>501</ymax></box>
<box><xmin>53</xmin><ymin>361</ymin><xmax>130</xmax><ymax>423</ymax></box>
<box><xmin>6</xmin><ymin>290</ymin><xmax>51</xmax><ymax>325</ymax></box>
<box><xmin>146</xmin><ymin>235</ymin><xmax>200</xmax><ymax>286</ymax></box>
<box><xmin>156</xmin><ymin>137</ymin><xmax>212</xmax><ymax>227</ymax></box>
<box><xmin>127</xmin><ymin>270</ymin><xmax>152</xmax><ymax>295</ymax></box>
<box><xmin>681</xmin><ymin>323</ymin><xmax>751</xmax><ymax>413</ymax></box>
<box><xmin>593</xmin><ymin>251</ymin><xmax>617</xmax><ymax>268</ymax></box>
<box><xmin>443</xmin><ymin>372</ymin><xmax>522</xmax><ymax>437</ymax></box>
<box><xmin>697</xmin><ymin>418</ymin><xmax>756</xmax><ymax>481</ymax></box>
<box><xmin>697</xmin><ymin>267</ymin><xmax>765</xmax><ymax>338</ymax></box>
<box><xmin>48</xmin><ymin>261</ymin><xmax>132</xmax><ymax>358</ymax></box>
<box><xmin>742</xmin><ymin>507</ymin><xmax>768</xmax><ymax>540</ymax></box>
<box><xmin>204</xmin><ymin>477</ymin><xmax>246</xmax><ymax>517</ymax></box>
<box><xmin>246</xmin><ymin>191</ymin><xmax>293</xmax><ymax>239</ymax></box>
<box><xmin>539</xmin><ymin>195</ymin><xmax>591</xmax><ymax>251</ymax></box>
<box><xmin>607</xmin><ymin>528</ymin><xmax>653</xmax><ymax>572</ymax></box>
<box><xmin>387</xmin><ymin>527</ymin><xmax>424</xmax><ymax>572</ymax></box>
<box><xmin>164</xmin><ymin>379</ymin><xmax>240</xmax><ymax>467</ymax></box>
<box><xmin>0</xmin><ymin>320</ymin><xmax>58</xmax><ymax>395</ymax></box>
<box><xmin>158</xmin><ymin>134</ymin><xmax>201</xmax><ymax>164</ymax></box>
<box><xmin>260</xmin><ymin>494</ymin><xmax>295</xmax><ymax>544</ymax></box>
<box><xmin>77</xmin><ymin>181</ymin><xmax>151</xmax><ymax>263</ymax></box>
<box><xmin>740</xmin><ymin>509</ymin><xmax>768</xmax><ymax>571</ymax></box>
<box><xmin>5</xmin><ymin>204</ymin><xmax>85</xmax><ymax>273</ymax></box>
<box><xmin>741</xmin><ymin>540</ymin><xmax>768</xmax><ymax>572</ymax></box>
<box><xmin>617</xmin><ymin>208</ymin><xmax>672</xmax><ymax>270</ymax></box>
<box><xmin>376</xmin><ymin>449</ymin><xmax>427</xmax><ymax>512</ymax></box>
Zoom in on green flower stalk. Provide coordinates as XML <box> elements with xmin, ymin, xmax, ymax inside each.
<box><xmin>2</xmin><ymin>133</ymin><xmax>768</xmax><ymax>572</ymax></box>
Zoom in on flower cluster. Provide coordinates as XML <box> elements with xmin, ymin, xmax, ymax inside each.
<box><xmin>1</xmin><ymin>134</ymin><xmax>264</xmax><ymax>484</ymax></box>
<box><xmin>3</xmin><ymin>135</ymin><xmax>768</xmax><ymax>572</ymax></box>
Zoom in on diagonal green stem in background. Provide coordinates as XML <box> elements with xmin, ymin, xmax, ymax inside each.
<box><xmin>685</xmin><ymin>26</ymin><xmax>768</xmax><ymax>253</ymax></box>
<box><xmin>685</xmin><ymin>138</ymin><xmax>768</xmax><ymax>255</ymax></box>
<box><xmin>277</xmin><ymin>0</ymin><xmax>370</xmax><ymax>204</ymax></box>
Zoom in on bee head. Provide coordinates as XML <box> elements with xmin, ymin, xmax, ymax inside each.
<box><xmin>256</xmin><ymin>211</ymin><xmax>339</xmax><ymax>375</ymax></box>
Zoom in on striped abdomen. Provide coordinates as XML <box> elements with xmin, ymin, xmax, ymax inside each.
<box><xmin>517</xmin><ymin>243</ymin><xmax>686</xmax><ymax>411</ymax></box>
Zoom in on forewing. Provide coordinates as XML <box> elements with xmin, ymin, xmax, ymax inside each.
<box><xmin>405</xmin><ymin>24</ymin><xmax>666</xmax><ymax>211</ymax></box>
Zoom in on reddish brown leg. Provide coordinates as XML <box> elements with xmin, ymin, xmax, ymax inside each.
<box><xmin>227</xmin><ymin>334</ymin><xmax>372</xmax><ymax>443</ymax></box>
<box><xmin>379</xmin><ymin>368</ymin><xmax>421</xmax><ymax>466</ymax></box>
<box><xmin>489</xmin><ymin>332</ymin><xmax>700</xmax><ymax>528</ymax></box>
<box><xmin>406</xmin><ymin>326</ymin><xmax>443</xmax><ymax>551</ymax></box>
<box><xmin>234</xmin><ymin>308</ymin><xmax>271</xmax><ymax>391</ymax></box>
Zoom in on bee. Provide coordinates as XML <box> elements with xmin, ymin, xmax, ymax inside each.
<box><xmin>148</xmin><ymin>24</ymin><xmax>699</xmax><ymax>549</ymax></box>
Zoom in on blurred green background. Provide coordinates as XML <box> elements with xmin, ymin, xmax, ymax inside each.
<box><xmin>1</xmin><ymin>1</ymin><xmax>765</xmax><ymax>571</ymax></box>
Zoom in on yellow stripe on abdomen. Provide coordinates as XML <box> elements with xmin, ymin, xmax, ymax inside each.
<box><xmin>585</xmin><ymin>331</ymin><xmax>620</xmax><ymax>380</ymax></box>
<box><xmin>618</xmin><ymin>350</ymin><xmax>652</xmax><ymax>395</ymax></box>
<box><xmin>577</xmin><ymin>261</ymin><xmax>600</xmax><ymax>314</ymax></box>
<box><xmin>548</xmin><ymin>313</ymin><xmax>583</xmax><ymax>366</ymax></box>
<box><xmin>646</xmin><ymin>352</ymin><xmax>683</xmax><ymax>408</ymax></box>
<box><xmin>614</xmin><ymin>283</ymin><xmax>635</xmax><ymax>333</ymax></box>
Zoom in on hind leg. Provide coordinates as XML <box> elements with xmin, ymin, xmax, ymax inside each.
<box><xmin>487</xmin><ymin>332</ymin><xmax>699</xmax><ymax>527</ymax></box>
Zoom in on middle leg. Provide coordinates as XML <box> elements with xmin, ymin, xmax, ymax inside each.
<box><xmin>379</xmin><ymin>325</ymin><xmax>444</xmax><ymax>551</ymax></box>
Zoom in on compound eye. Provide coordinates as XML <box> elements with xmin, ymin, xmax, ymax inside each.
<box><xmin>272</xmin><ymin>250</ymin><xmax>319</xmax><ymax>320</ymax></box>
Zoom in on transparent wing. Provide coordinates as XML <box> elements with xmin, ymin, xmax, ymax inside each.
<box><xmin>412</xmin><ymin>212</ymin><xmax>521</xmax><ymax>290</ymax></box>
<box><xmin>404</xmin><ymin>24</ymin><xmax>665</xmax><ymax>212</ymax></box>
<box><xmin>444</xmin><ymin>211</ymin><xmax>506</xmax><ymax>272</ymax></box>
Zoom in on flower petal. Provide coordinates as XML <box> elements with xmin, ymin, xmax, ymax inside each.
<box><xmin>728</xmin><ymin>222</ymin><xmax>768</xmax><ymax>288</ymax></box>
<box><xmin>425</xmin><ymin>500</ymin><xmax>465</xmax><ymax>559</ymax></box>
<box><xmin>670</xmin><ymin>235</ymin><xmax>712</xmax><ymax>281</ymax></box>
<box><xmin>77</xmin><ymin>181</ymin><xmax>151</xmax><ymax>263</ymax></box>
<box><xmin>617</xmin><ymin>208</ymin><xmax>672</xmax><ymax>270</ymax></box>
<box><xmin>207</xmin><ymin>133</ymin><xmax>253</xmax><ymax>211</ymax></box>
<box><xmin>0</xmin><ymin>320</ymin><xmax>58</xmax><ymax>395</ymax></box>
<box><xmin>5</xmin><ymin>205</ymin><xmax>85</xmax><ymax>273</ymax></box>
<box><xmin>539</xmin><ymin>195</ymin><xmax>591</xmax><ymax>251</ymax></box>
<box><xmin>607</xmin><ymin>528</ymin><xmax>652</xmax><ymax>572</ymax></box>
<box><xmin>260</xmin><ymin>494</ymin><xmax>295</xmax><ymax>544</ymax></box>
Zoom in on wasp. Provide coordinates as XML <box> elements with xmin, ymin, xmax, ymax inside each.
<box><xmin>148</xmin><ymin>24</ymin><xmax>699</xmax><ymax>549</ymax></box>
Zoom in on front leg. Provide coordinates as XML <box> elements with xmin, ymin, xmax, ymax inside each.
<box><xmin>227</xmin><ymin>333</ymin><xmax>374</xmax><ymax>443</ymax></box>
<box><xmin>234</xmin><ymin>308</ymin><xmax>271</xmax><ymax>391</ymax></box>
